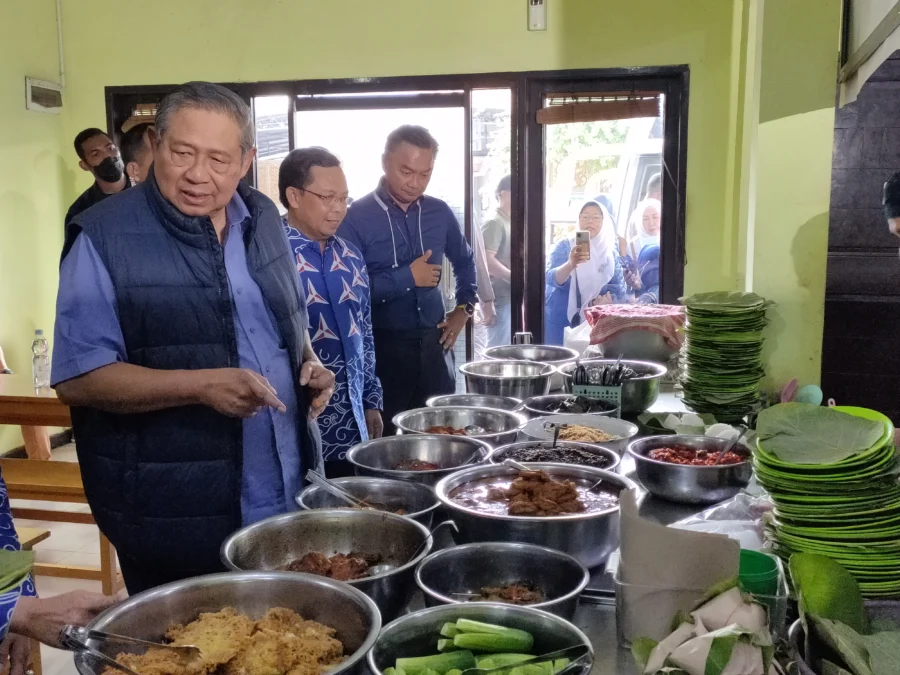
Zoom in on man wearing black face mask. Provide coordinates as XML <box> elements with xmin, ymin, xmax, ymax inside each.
<box><xmin>64</xmin><ymin>128</ymin><xmax>129</xmax><ymax>227</ymax></box>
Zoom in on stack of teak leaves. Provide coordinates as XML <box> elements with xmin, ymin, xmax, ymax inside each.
<box><xmin>756</xmin><ymin>403</ymin><xmax>900</xmax><ymax>597</ymax></box>
<box><xmin>680</xmin><ymin>291</ymin><xmax>772</xmax><ymax>422</ymax></box>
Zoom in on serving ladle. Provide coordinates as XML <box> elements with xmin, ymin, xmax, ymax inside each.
<box><xmin>367</xmin><ymin>520</ymin><xmax>458</xmax><ymax>577</ymax></box>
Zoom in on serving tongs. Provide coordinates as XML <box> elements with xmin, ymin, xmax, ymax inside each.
<box><xmin>61</xmin><ymin>625</ymin><xmax>202</xmax><ymax>675</ymax></box>
<box><xmin>460</xmin><ymin>644</ymin><xmax>591</xmax><ymax>675</ymax></box>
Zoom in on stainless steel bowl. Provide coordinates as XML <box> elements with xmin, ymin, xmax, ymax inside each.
<box><xmin>347</xmin><ymin>434</ymin><xmax>492</xmax><ymax>487</ymax></box>
<box><xmin>484</xmin><ymin>345</ymin><xmax>579</xmax><ymax>391</ymax></box>
<box><xmin>427</xmin><ymin>393</ymin><xmax>523</xmax><ymax>411</ymax></box>
<box><xmin>460</xmin><ymin>360</ymin><xmax>555</xmax><ymax>399</ymax></box>
<box><xmin>627</xmin><ymin>435</ymin><xmax>752</xmax><ymax>505</ymax></box>
<box><xmin>600</xmin><ymin>330</ymin><xmax>678</xmax><ymax>363</ymax></box>
<box><xmin>73</xmin><ymin>572</ymin><xmax>380</xmax><ymax>675</ymax></box>
<box><xmin>221</xmin><ymin>509</ymin><xmax>431</xmax><ymax>621</ymax></box>
<box><xmin>368</xmin><ymin>602</ymin><xmax>593</xmax><ymax>675</ymax></box>
<box><xmin>435</xmin><ymin>462</ymin><xmax>637</xmax><ymax>568</ymax></box>
<box><xmin>393</xmin><ymin>407</ymin><xmax>526</xmax><ymax>447</ymax></box>
<box><xmin>519</xmin><ymin>413</ymin><xmax>640</xmax><ymax>454</ymax></box>
<box><xmin>557</xmin><ymin>359</ymin><xmax>668</xmax><ymax>414</ymax></box>
<box><xmin>488</xmin><ymin>440</ymin><xmax>621</xmax><ymax>473</ymax></box>
<box><xmin>296</xmin><ymin>477</ymin><xmax>439</xmax><ymax>528</ymax></box>
<box><xmin>415</xmin><ymin>542</ymin><xmax>590</xmax><ymax>620</ymax></box>
<box><xmin>518</xmin><ymin>393</ymin><xmax>618</xmax><ymax>419</ymax></box>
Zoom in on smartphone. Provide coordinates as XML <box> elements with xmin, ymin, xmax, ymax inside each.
<box><xmin>575</xmin><ymin>230</ymin><xmax>591</xmax><ymax>259</ymax></box>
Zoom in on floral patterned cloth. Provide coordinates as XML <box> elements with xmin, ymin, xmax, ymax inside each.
<box><xmin>0</xmin><ymin>471</ymin><xmax>37</xmax><ymax>641</ymax></box>
<box><xmin>284</xmin><ymin>221</ymin><xmax>383</xmax><ymax>461</ymax></box>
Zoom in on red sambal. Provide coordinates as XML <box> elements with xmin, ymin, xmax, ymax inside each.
<box><xmin>648</xmin><ymin>446</ymin><xmax>745</xmax><ymax>466</ymax></box>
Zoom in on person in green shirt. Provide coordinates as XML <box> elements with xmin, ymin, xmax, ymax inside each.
<box><xmin>481</xmin><ymin>175</ymin><xmax>512</xmax><ymax>347</ymax></box>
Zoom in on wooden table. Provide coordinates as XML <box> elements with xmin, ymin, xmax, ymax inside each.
<box><xmin>0</xmin><ymin>375</ymin><xmax>70</xmax><ymax>460</ymax></box>
<box><xmin>17</xmin><ymin>527</ymin><xmax>50</xmax><ymax>675</ymax></box>
<box><xmin>1</xmin><ymin>459</ymin><xmax>123</xmax><ymax>596</ymax></box>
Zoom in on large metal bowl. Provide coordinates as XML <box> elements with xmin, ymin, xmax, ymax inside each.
<box><xmin>73</xmin><ymin>572</ymin><xmax>380</xmax><ymax>675</ymax></box>
<box><xmin>518</xmin><ymin>393</ymin><xmax>618</xmax><ymax>419</ymax></box>
<box><xmin>296</xmin><ymin>477</ymin><xmax>439</xmax><ymax>528</ymax></box>
<box><xmin>627</xmin><ymin>435</ymin><xmax>752</xmax><ymax>505</ymax></box>
<box><xmin>519</xmin><ymin>413</ymin><xmax>639</xmax><ymax>454</ymax></box>
<box><xmin>221</xmin><ymin>509</ymin><xmax>431</xmax><ymax>621</ymax></box>
<box><xmin>460</xmin><ymin>360</ymin><xmax>555</xmax><ymax>399</ymax></box>
<box><xmin>435</xmin><ymin>462</ymin><xmax>637</xmax><ymax>568</ymax></box>
<box><xmin>557</xmin><ymin>359</ymin><xmax>668</xmax><ymax>414</ymax></box>
<box><xmin>415</xmin><ymin>542</ymin><xmax>590</xmax><ymax>620</ymax></box>
<box><xmin>347</xmin><ymin>434</ymin><xmax>492</xmax><ymax>487</ymax></box>
<box><xmin>484</xmin><ymin>345</ymin><xmax>579</xmax><ymax>391</ymax></box>
<box><xmin>368</xmin><ymin>603</ymin><xmax>593</xmax><ymax>675</ymax></box>
<box><xmin>393</xmin><ymin>407</ymin><xmax>526</xmax><ymax>447</ymax></box>
<box><xmin>488</xmin><ymin>440</ymin><xmax>621</xmax><ymax>473</ymax></box>
<box><xmin>426</xmin><ymin>393</ymin><xmax>523</xmax><ymax>411</ymax></box>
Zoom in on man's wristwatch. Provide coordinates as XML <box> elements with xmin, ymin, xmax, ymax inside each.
<box><xmin>457</xmin><ymin>302</ymin><xmax>475</xmax><ymax>317</ymax></box>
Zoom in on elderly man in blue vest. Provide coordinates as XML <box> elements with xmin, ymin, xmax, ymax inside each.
<box><xmin>52</xmin><ymin>82</ymin><xmax>335</xmax><ymax>594</ymax></box>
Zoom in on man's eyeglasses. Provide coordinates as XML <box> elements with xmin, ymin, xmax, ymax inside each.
<box><xmin>299</xmin><ymin>188</ymin><xmax>349</xmax><ymax>207</ymax></box>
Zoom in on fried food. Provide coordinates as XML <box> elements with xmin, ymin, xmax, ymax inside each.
<box><xmin>557</xmin><ymin>424</ymin><xmax>619</xmax><ymax>443</ymax></box>
<box><xmin>488</xmin><ymin>470</ymin><xmax>586</xmax><ymax>516</ymax></box>
<box><xmin>102</xmin><ymin>608</ymin><xmax>344</xmax><ymax>675</ymax></box>
<box><xmin>283</xmin><ymin>551</ymin><xmax>381</xmax><ymax>581</ymax></box>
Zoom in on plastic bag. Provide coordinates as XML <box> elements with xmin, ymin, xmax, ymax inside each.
<box><xmin>563</xmin><ymin>321</ymin><xmax>592</xmax><ymax>357</ymax></box>
<box><xmin>670</xmin><ymin>490</ymin><xmax>774</xmax><ymax>552</ymax></box>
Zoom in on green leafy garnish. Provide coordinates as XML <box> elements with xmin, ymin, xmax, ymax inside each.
<box><xmin>790</xmin><ymin>553</ymin><xmax>867</xmax><ymax>633</ymax></box>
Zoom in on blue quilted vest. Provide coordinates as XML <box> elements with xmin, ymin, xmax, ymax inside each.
<box><xmin>62</xmin><ymin>171</ymin><xmax>320</xmax><ymax>575</ymax></box>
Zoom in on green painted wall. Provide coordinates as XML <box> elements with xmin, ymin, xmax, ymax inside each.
<box><xmin>0</xmin><ymin>0</ymin><xmax>841</xmax><ymax>451</ymax></box>
<box><xmin>751</xmin><ymin>0</ymin><xmax>841</xmax><ymax>388</ymax></box>
<box><xmin>0</xmin><ymin>0</ymin><xmax>71</xmax><ymax>451</ymax></box>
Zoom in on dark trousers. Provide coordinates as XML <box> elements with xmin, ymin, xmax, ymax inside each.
<box><xmin>375</xmin><ymin>328</ymin><xmax>456</xmax><ymax>436</ymax></box>
<box><xmin>118</xmin><ymin>554</ymin><xmax>224</xmax><ymax>596</ymax></box>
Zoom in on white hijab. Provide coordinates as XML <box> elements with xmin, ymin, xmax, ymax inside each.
<box><xmin>567</xmin><ymin>201</ymin><xmax>617</xmax><ymax>323</ymax></box>
<box><xmin>625</xmin><ymin>198</ymin><xmax>661</xmax><ymax>259</ymax></box>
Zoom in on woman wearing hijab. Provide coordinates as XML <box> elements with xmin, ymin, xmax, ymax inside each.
<box><xmin>621</xmin><ymin>198</ymin><xmax>661</xmax><ymax>259</ymax></box>
<box><xmin>544</xmin><ymin>200</ymin><xmax>626</xmax><ymax>345</ymax></box>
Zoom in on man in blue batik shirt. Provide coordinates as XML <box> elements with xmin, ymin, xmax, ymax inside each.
<box><xmin>280</xmin><ymin>147</ymin><xmax>384</xmax><ymax>477</ymax></box>
<box><xmin>338</xmin><ymin>125</ymin><xmax>477</xmax><ymax>435</ymax></box>
<box><xmin>51</xmin><ymin>82</ymin><xmax>335</xmax><ymax>594</ymax></box>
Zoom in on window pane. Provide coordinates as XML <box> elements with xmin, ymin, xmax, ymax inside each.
<box><xmin>254</xmin><ymin>96</ymin><xmax>289</xmax><ymax>210</ymax></box>
<box><xmin>471</xmin><ymin>89</ymin><xmax>512</xmax><ymax>355</ymax></box>
<box><xmin>296</xmin><ymin>106</ymin><xmax>468</xmax><ymax>390</ymax></box>
<box><xmin>542</xmin><ymin>107</ymin><xmax>663</xmax><ymax>347</ymax></box>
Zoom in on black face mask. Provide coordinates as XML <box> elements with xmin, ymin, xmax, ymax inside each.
<box><xmin>93</xmin><ymin>155</ymin><xmax>124</xmax><ymax>183</ymax></box>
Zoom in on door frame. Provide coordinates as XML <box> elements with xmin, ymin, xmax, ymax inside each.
<box><xmin>105</xmin><ymin>65</ymin><xmax>689</xmax><ymax>346</ymax></box>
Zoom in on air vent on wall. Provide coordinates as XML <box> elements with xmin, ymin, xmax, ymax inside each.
<box><xmin>25</xmin><ymin>78</ymin><xmax>63</xmax><ymax>114</ymax></box>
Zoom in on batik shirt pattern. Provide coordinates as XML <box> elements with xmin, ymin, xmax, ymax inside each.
<box><xmin>284</xmin><ymin>221</ymin><xmax>383</xmax><ymax>461</ymax></box>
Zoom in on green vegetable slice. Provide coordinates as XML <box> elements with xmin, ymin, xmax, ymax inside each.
<box><xmin>453</xmin><ymin>633</ymin><xmax>534</xmax><ymax>653</ymax></box>
<box><xmin>396</xmin><ymin>650</ymin><xmax>476</xmax><ymax>675</ymax></box>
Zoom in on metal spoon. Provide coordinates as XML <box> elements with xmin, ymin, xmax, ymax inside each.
<box><xmin>368</xmin><ymin>520</ymin><xmax>458</xmax><ymax>576</ymax></box>
<box><xmin>713</xmin><ymin>426</ymin><xmax>749</xmax><ymax>465</ymax></box>
<box><xmin>465</xmin><ymin>425</ymin><xmax>487</xmax><ymax>435</ymax></box>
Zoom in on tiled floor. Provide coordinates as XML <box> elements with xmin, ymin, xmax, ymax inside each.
<box><xmin>11</xmin><ymin>443</ymin><xmax>110</xmax><ymax>675</ymax></box>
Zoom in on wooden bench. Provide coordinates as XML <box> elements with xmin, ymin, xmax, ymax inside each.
<box><xmin>17</xmin><ymin>526</ymin><xmax>50</xmax><ymax>675</ymax></box>
<box><xmin>1</xmin><ymin>459</ymin><xmax>123</xmax><ymax>596</ymax></box>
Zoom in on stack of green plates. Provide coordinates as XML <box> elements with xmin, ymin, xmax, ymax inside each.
<box><xmin>756</xmin><ymin>406</ymin><xmax>900</xmax><ymax>596</ymax></box>
<box><xmin>680</xmin><ymin>292</ymin><xmax>771</xmax><ymax>421</ymax></box>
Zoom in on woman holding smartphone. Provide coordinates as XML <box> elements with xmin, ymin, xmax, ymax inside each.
<box><xmin>544</xmin><ymin>200</ymin><xmax>627</xmax><ymax>345</ymax></box>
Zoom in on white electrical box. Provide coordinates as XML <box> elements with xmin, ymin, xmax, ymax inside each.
<box><xmin>528</xmin><ymin>0</ymin><xmax>547</xmax><ymax>31</ymax></box>
<box><xmin>25</xmin><ymin>78</ymin><xmax>63</xmax><ymax>114</ymax></box>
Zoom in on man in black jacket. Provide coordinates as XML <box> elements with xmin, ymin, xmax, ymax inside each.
<box><xmin>64</xmin><ymin>128</ymin><xmax>129</xmax><ymax>226</ymax></box>
<box><xmin>53</xmin><ymin>82</ymin><xmax>334</xmax><ymax>593</ymax></box>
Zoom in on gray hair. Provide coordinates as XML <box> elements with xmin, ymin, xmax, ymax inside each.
<box><xmin>155</xmin><ymin>81</ymin><xmax>254</xmax><ymax>155</ymax></box>
<box><xmin>385</xmin><ymin>124</ymin><xmax>439</xmax><ymax>156</ymax></box>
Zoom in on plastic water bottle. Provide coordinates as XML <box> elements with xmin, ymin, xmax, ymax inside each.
<box><xmin>31</xmin><ymin>329</ymin><xmax>50</xmax><ymax>388</ymax></box>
